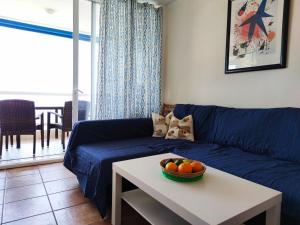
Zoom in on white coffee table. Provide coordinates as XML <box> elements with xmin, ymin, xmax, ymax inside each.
<box><xmin>112</xmin><ymin>153</ymin><xmax>282</xmax><ymax>225</ymax></box>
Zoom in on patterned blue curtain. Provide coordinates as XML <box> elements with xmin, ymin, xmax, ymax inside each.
<box><xmin>95</xmin><ymin>0</ymin><xmax>162</xmax><ymax>119</ymax></box>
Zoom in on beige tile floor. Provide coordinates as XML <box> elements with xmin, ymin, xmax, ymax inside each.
<box><xmin>1</xmin><ymin>132</ymin><xmax>66</xmax><ymax>162</ymax></box>
<box><xmin>0</xmin><ymin>163</ymin><xmax>150</xmax><ymax>225</ymax></box>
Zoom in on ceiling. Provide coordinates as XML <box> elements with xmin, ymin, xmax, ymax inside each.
<box><xmin>0</xmin><ymin>0</ymin><xmax>175</xmax><ymax>33</ymax></box>
<box><xmin>0</xmin><ymin>0</ymin><xmax>91</xmax><ymax>33</ymax></box>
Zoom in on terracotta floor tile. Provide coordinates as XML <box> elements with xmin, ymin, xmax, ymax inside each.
<box><xmin>49</xmin><ymin>188</ymin><xmax>89</xmax><ymax>210</ymax></box>
<box><xmin>5</xmin><ymin>183</ymin><xmax>46</xmax><ymax>203</ymax></box>
<box><xmin>6</xmin><ymin>166</ymin><xmax>39</xmax><ymax>177</ymax></box>
<box><xmin>0</xmin><ymin>189</ymin><xmax>4</xmax><ymax>204</ymax></box>
<box><xmin>44</xmin><ymin>177</ymin><xmax>79</xmax><ymax>194</ymax></box>
<box><xmin>54</xmin><ymin>203</ymin><xmax>102</xmax><ymax>225</ymax></box>
<box><xmin>0</xmin><ymin>178</ymin><xmax>5</xmax><ymax>190</ymax></box>
<box><xmin>41</xmin><ymin>169</ymin><xmax>74</xmax><ymax>182</ymax></box>
<box><xmin>0</xmin><ymin>162</ymin><xmax>134</xmax><ymax>225</ymax></box>
<box><xmin>39</xmin><ymin>163</ymin><xmax>65</xmax><ymax>173</ymax></box>
<box><xmin>6</xmin><ymin>174</ymin><xmax>42</xmax><ymax>189</ymax></box>
<box><xmin>0</xmin><ymin>169</ymin><xmax>6</xmax><ymax>179</ymax></box>
<box><xmin>3</xmin><ymin>212</ymin><xmax>56</xmax><ymax>225</ymax></box>
<box><xmin>0</xmin><ymin>204</ymin><xmax>2</xmax><ymax>222</ymax></box>
<box><xmin>2</xmin><ymin>196</ymin><xmax>52</xmax><ymax>223</ymax></box>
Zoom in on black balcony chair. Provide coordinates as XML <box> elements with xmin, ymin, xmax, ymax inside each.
<box><xmin>47</xmin><ymin>101</ymin><xmax>89</xmax><ymax>149</ymax></box>
<box><xmin>3</xmin><ymin>135</ymin><xmax>13</xmax><ymax>149</ymax></box>
<box><xmin>0</xmin><ymin>99</ymin><xmax>44</xmax><ymax>158</ymax></box>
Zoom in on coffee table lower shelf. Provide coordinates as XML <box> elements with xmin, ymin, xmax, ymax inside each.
<box><xmin>122</xmin><ymin>189</ymin><xmax>190</xmax><ymax>225</ymax></box>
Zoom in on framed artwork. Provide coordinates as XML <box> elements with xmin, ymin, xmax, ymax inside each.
<box><xmin>225</xmin><ymin>0</ymin><xmax>290</xmax><ymax>74</ymax></box>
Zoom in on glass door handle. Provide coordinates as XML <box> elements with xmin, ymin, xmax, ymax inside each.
<box><xmin>73</xmin><ymin>89</ymin><xmax>84</xmax><ymax>94</ymax></box>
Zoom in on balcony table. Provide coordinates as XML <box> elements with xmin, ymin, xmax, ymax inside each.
<box><xmin>35</xmin><ymin>106</ymin><xmax>64</xmax><ymax>139</ymax></box>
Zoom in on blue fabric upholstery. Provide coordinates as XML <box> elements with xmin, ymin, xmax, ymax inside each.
<box><xmin>212</xmin><ymin>107</ymin><xmax>300</xmax><ymax>162</ymax></box>
<box><xmin>173</xmin><ymin>104</ymin><xmax>216</xmax><ymax>141</ymax></box>
<box><xmin>64</xmin><ymin>129</ymin><xmax>191</xmax><ymax>216</ymax></box>
<box><xmin>64</xmin><ymin>118</ymin><xmax>154</xmax><ymax>215</ymax></box>
<box><xmin>64</xmin><ymin>104</ymin><xmax>300</xmax><ymax>225</ymax></box>
<box><xmin>67</xmin><ymin>118</ymin><xmax>153</xmax><ymax>151</ymax></box>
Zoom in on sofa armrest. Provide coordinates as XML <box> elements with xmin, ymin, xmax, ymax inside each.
<box><xmin>67</xmin><ymin>118</ymin><xmax>153</xmax><ymax>151</ymax></box>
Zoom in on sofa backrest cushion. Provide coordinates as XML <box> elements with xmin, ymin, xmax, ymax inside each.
<box><xmin>173</xmin><ymin>104</ymin><xmax>216</xmax><ymax>141</ymax></box>
<box><xmin>212</xmin><ymin>107</ymin><xmax>300</xmax><ymax>163</ymax></box>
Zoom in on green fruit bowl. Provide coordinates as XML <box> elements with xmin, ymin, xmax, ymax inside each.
<box><xmin>160</xmin><ymin>158</ymin><xmax>206</xmax><ymax>183</ymax></box>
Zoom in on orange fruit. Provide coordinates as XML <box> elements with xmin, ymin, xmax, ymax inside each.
<box><xmin>165</xmin><ymin>162</ymin><xmax>178</xmax><ymax>172</ymax></box>
<box><xmin>178</xmin><ymin>162</ymin><xmax>193</xmax><ymax>174</ymax></box>
<box><xmin>190</xmin><ymin>161</ymin><xmax>204</xmax><ymax>172</ymax></box>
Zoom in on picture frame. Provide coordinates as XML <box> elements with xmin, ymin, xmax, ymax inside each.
<box><xmin>225</xmin><ymin>0</ymin><xmax>290</xmax><ymax>74</ymax></box>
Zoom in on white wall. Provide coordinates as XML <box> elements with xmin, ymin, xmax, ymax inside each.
<box><xmin>163</xmin><ymin>0</ymin><xmax>300</xmax><ymax>108</ymax></box>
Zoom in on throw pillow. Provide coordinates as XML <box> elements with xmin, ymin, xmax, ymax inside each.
<box><xmin>165</xmin><ymin>115</ymin><xmax>194</xmax><ymax>141</ymax></box>
<box><xmin>152</xmin><ymin>112</ymin><xmax>173</xmax><ymax>137</ymax></box>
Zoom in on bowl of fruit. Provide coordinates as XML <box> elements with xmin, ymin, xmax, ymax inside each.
<box><xmin>160</xmin><ymin>158</ymin><xmax>206</xmax><ymax>182</ymax></box>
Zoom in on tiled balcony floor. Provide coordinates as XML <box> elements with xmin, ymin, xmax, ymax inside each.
<box><xmin>1</xmin><ymin>132</ymin><xmax>66</xmax><ymax>162</ymax></box>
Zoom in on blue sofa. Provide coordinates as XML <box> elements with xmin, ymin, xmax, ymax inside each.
<box><xmin>64</xmin><ymin>104</ymin><xmax>300</xmax><ymax>225</ymax></box>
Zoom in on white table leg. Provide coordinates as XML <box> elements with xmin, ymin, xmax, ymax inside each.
<box><xmin>266</xmin><ymin>203</ymin><xmax>281</xmax><ymax>225</ymax></box>
<box><xmin>112</xmin><ymin>170</ymin><xmax>122</xmax><ymax>225</ymax></box>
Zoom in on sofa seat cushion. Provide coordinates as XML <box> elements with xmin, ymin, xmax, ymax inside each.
<box><xmin>173</xmin><ymin>144</ymin><xmax>300</xmax><ymax>223</ymax></box>
<box><xmin>65</xmin><ymin>137</ymin><xmax>191</xmax><ymax>216</ymax></box>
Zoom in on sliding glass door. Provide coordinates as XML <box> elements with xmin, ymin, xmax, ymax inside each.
<box><xmin>0</xmin><ymin>0</ymin><xmax>92</xmax><ymax>164</ymax></box>
<box><xmin>0</xmin><ymin>0</ymin><xmax>76</xmax><ymax>162</ymax></box>
<box><xmin>72</xmin><ymin>0</ymin><xmax>93</xmax><ymax>125</ymax></box>
<box><xmin>90</xmin><ymin>1</ymin><xmax>100</xmax><ymax>120</ymax></box>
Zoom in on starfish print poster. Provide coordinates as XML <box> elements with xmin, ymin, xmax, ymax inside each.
<box><xmin>225</xmin><ymin>0</ymin><xmax>290</xmax><ymax>74</ymax></box>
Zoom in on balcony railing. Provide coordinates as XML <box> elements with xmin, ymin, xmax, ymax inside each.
<box><xmin>0</xmin><ymin>91</ymin><xmax>89</xmax><ymax>107</ymax></box>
